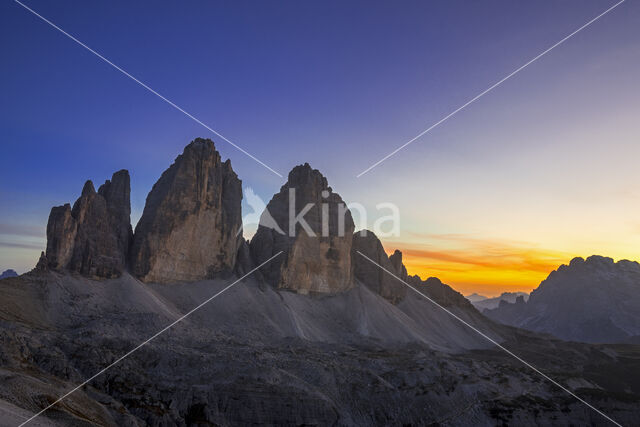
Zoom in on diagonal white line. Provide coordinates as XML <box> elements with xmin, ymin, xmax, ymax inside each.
<box><xmin>355</xmin><ymin>250</ymin><xmax>622</xmax><ymax>426</ymax></box>
<box><xmin>356</xmin><ymin>0</ymin><xmax>626</xmax><ymax>178</ymax></box>
<box><xmin>18</xmin><ymin>251</ymin><xmax>283</xmax><ymax>427</ymax></box>
<box><xmin>13</xmin><ymin>0</ymin><xmax>283</xmax><ymax>178</ymax></box>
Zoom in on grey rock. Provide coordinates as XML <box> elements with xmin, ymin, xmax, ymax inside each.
<box><xmin>130</xmin><ymin>138</ymin><xmax>242</xmax><ymax>283</ymax></box>
<box><xmin>34</xmin><ymin>252</ymin><xmax>48</xmax><ymax>272</ymax></box>
<box><xmin>407</xmin><ymin>275</ymin><xmax>475</xmax><ymax>309</ymax></box>
<box><xmin>234</xmin><ymin>239</ymin><xmax>265</xmax><ymax>286</ymax></box>
<box><xmin>45</xmin><ymin>170</ymin><xmax>132</xmax><ymax>278</ymax></box>
<box><xmin>249</xmin><ymin>163</ymin><xmax>354</xmax><ymax>294</ymax></box>
<box><xmin>351</xmin><ymin>229</ymin><xmax>407</xmax><ymax>303</ymax></box>
<box><xmin>1</xmin><ymin>273</ymin><xmax>639</xmax><ymax>426</ymax></box>
<box><xmin>389</xmin><ymin>249</ymin><xmax>408</xmax><ymax>282</ymax></box>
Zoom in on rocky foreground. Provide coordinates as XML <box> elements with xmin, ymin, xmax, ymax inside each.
<box><xmin>1</xmin><ymin>271</ymin><xmax>639</xmax><ymax>426</ymax></box>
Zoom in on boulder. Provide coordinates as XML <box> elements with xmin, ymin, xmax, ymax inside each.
<box><xmin>45</xmin><ymin>170</ymin><xmax>133</xmax><ymax>278</ymax></box>
<box><xmin>249</xmin><ymin>163</ymin><xmax>354</xmax><ymax>294</ymax></box>
<box><xmin>130</xmin><ymin>138</ymin><xmax>242</xmax><ymax>283</ymax></box>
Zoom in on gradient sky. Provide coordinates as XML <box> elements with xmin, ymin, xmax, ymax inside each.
<box><xmin>1</xmin><ymin>0</ymin><xmax>639</xmax><ymax>296</ymax></box>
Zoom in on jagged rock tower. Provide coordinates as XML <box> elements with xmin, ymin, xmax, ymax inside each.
<box><xmin>45</xmin><ymin>170</ymin><xmax>133</xmax><ymax>278</ymax></box>
<box><xmin>250</xmin><ymin>163</ymin><xmax>355</xmax><ymax>294</ymax></box>
<box><xmin>130</xmin><ymin>138</ymin><xmax>242</xmax><ymax>283</ymax></box>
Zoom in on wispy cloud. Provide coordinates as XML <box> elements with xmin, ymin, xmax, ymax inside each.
<box><xmin>383</xmin><ymin>233</ymin><xmax>575</xmax><ymax>296</ymax></box>
<box><xmin>0</xmin><ymin>223</ymin><xmax>45</xmax><ymax>238</ymax></box>
<box><xmin>400</xmin><ymin>247</ymin><xmax>564</xmax><ymax>273</ymax></box>
<box><xmin>0</xmin><ymin>241</ymin><xmax>44</xmax><ymax>250</ymax></box>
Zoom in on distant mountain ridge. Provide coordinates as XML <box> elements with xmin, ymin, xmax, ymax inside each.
<box><xmin>467</xmin><ymin>291</ymin><xmax>530</xmax><ymax>311</ymax></box>
<box><xmin>485</xmin><ymin>255</ymin><xmax>640</xmax><ymax>343</ymax></box>
<box><xmin>465</xmin><ymin>292</ymin><xmax>487</xmax><ymax>302</ymax></box>
<box><xmin>0</xmin><ymin>269</ymin><xmax>18</xmax><ymax>280</ymax></box>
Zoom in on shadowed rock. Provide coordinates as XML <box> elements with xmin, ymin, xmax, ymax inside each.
<box><xmin>389</xmin><ymin>249</ymin><xmax>408</xmax><ymax>282</ymax></box>
<box><xmin>250</xmin><ymin>163</ymin><xmax>354</xmax><ymax>294</ymax></box>
<box><xmin>407</xmin><ymin>275</ymin><xmax>475</xmax><ymax>308</ymax></box>
<box><xmin>130</xmin><ymin>138</ymin><xmax>242</xmax><ymax>283</ymax></box>
<box><xmin>485</xmin><ymin>255</ymin><xmax>640</xmax><ymax>343</ymax></box>
<box><xmin>45</xmin><ymin>170</ymin><xmax>133</xmax><ymax>278</ymax></box>
<box><xmin>351</xmin><ymin>230</ymin><xmax>407</xmax><ymax>303</ymax></box>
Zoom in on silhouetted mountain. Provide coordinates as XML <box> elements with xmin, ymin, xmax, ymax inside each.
<box><xmin>466</xmin><ymin>292</ymin><xmax>488</xmax><ymax>302</ymax></box>
<box><xmin>0</xmin><ymin>269</ymin><xmax>17</xmax><ymax>279</ymax></box>
<box><xmin>485</xmin><ymin>256</ymin><xmax>640</xmax><ymax>343</ymax></box>
<box><xmin>470</xmin><ymin>291</ymin><xmax>529</xmax><ymax>311</ymax></box>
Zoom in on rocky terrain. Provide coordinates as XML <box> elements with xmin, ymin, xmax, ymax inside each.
<box><xmin>485</xmin><ymin>256</ymin><xmax>640</xmax><ymax>343</ymax></box>
<box><xmin>1</xmin><ymin>139</ymin><xmax>639</xmax><ymax>426</ymax></box>
<box><xmin>1</xmin><ymin>271</ymin><xmax>639</xmax><ymax>426</ymax></box>
<box><xmin>467</xmin><ymin>292</ymin><xmax>530</xmax><ymax>312</ymax></box>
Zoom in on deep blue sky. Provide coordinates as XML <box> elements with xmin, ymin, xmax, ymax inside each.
<box><xmin>2</xmin><ymin>1</ymin><xmax>639</xmax><ymax>293</ymax></box>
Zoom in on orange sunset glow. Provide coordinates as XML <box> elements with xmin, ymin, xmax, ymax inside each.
<box><xmin>382</xmin><ymin>235</ymin><xmax>582</xmax><ymax>297</ymax></box>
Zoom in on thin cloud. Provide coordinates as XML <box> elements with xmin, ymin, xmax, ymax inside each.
<box><xmin>0</xmin><ymin>223</ymin><xmax>45</xmax><ymax>238</ymax></box>
<box><xmin>0</xmin><ymin>241</ymin><xmax>45</xmax><ymax>250</ymax></box>
<box><xmin>400</xmin><ymin>247</ymin><xmax>565</xmax><ymax>273</ymax></box>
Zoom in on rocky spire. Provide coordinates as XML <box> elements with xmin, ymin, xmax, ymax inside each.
<box><xmin>249</xmin><ymin>163</ymin><xmax>355</xmax><ymax>294</ymax></box>
<box><xmin>130</xmin><ymin>138</ymin><xmax>242</xmax><ymax>283</ymax></box>
<box><xmin>45</xmin><ymin>170</ymin><xmax>133</xmax><ymax>278</ymax></box>
<box><xmin>351</xmin><ymin>230</ymin><xmax>407</xmax><ymax>303</ymax></box>
<box><xmin>389</xmin><ymin>249</ymin><xmax>408</xmax><ymax>282</ymax></box>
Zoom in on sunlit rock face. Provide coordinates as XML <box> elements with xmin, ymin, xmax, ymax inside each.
<box><xmin>351</xmin><ymin>230</ymin><xmax>407</xmax><ymax>304</ymax></box>
<box><xmin>45</xmin><ymin>170</ymin><xmax>133</xmax><ymax>278</ymax></box>
<box><xmin>250</xmin><ymin>163</ymin><xmax>355</xmax><ymax>294</ymax></box>
<box><xmin>130</xmin><ymin>138</ymin><xmax>242</xmax><ymax>283</ymax></box>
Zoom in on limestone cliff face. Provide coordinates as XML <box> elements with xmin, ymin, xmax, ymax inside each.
<box><xmin>45</xmin><ymin>170</ymin><xmax>133</xmax><ymax>278</ymax></box>
<box><xmin>130</xmin><ymin>138</ymin><xmax>242</xmax><ymax>283</ymax></box>
<box><xmin>351</xmin><ymin>230</ymin><xmax>407</xmax><ymax>303</ymax></box>
<box><xmin>249</xmin><ymin>164</ymin><xmax>354</xmax><ymax>294</ymax></box>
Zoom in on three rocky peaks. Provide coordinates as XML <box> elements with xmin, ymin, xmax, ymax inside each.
<box><xmin>41</xmin><ymin>138</ymin><xmax>461</xmax><ymax>304</ymax></box>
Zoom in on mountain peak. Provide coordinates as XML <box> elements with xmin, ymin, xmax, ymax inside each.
<box><xmin>486</xmin><ymin>255</ymin><xmax>640</xmax><ymax>343</ymax></box>
<box><xmin>250</xmin><ymin>164</ymin><xmax>353</xmax><ymax>294</ymax></box>
<box><xmin>130</xmin><ymin>138</ymin><xmax>242</xmax><ymax>283</ymax></box>
<box><xmin>285</xmin><ymin>163</ymin><xmax>331</xmax><ymax>193</ymax></box>
<box><xmin>81</xmin><ymin>180</ymin><xmax>95</xmax><ymax>196</ymax></box>
<box><xmin>45</xmin><ymin>170</ymin><xmax>132</xmax><ymax>278</ymax></box>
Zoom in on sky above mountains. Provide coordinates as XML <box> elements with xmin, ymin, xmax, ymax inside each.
<box><xmin>1</xmin><ymin>0</ymin><xmax>639</xmax><ymax>296</ymax></box>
